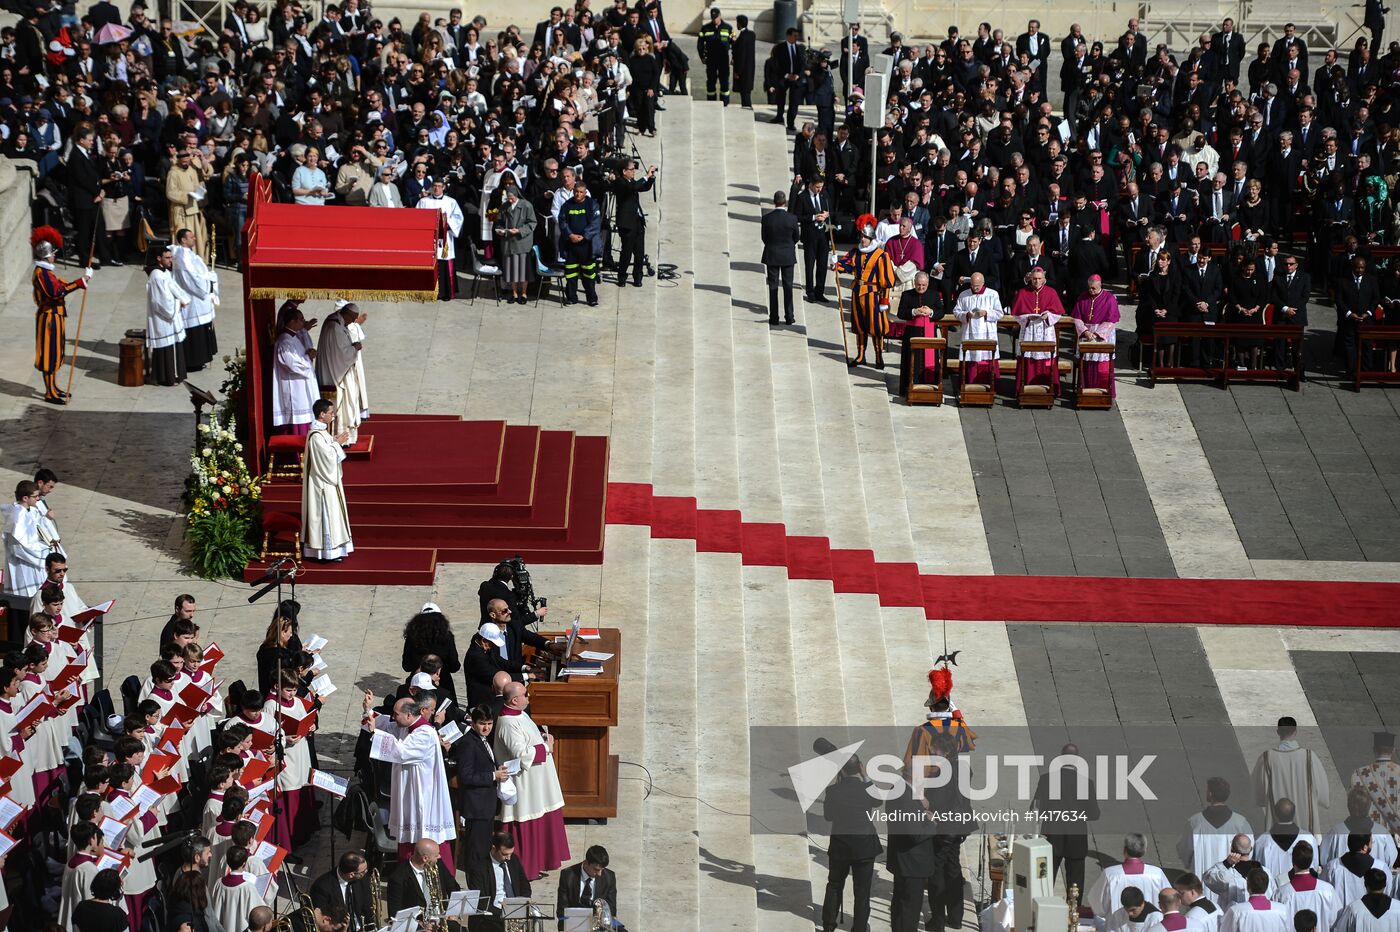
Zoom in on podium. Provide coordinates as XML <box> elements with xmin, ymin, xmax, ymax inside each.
<box><xmin>524</xmin><ymin>628</ymin><xmax>621</xmax><ymax>820</ymax></box>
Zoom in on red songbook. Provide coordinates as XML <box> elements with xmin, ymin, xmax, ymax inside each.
<box><xmin>255</xmin><ymin>841</ymin><xmax>288</xmax><ymax>873</ymax></box>
<box><xmin>252</xmin><ymin>813</ymin><xmax>274</xmax><ymax>845</ymax></box>
<box><xmin>178</xmin><ymin>679</ymin><xmax>213</xmax><ymax>709</ymax></box>
<box><xmin>50</xmin><ymin>661</ymin><xmax>83</xmax><ymax>693</ymax></box>
<box><xmin>239</xmin><ymin>757</ymin><xmax>272</xmax><ymax>788</ymax></box>
<box><xmin>281</xmin><ymin>709</ymin><xmax>317</xmax><ymax>740</ymax></box>
<box><xmin>16</xmin><ymin>700</ymin><xmax>54</xmax><ymax>731</ymax></box>
<box><xmin>158</xmin><ymin>725</ymin><xmax>186</xmax><ymax>755</ymax></box>
<box><xmin>0</xmin><ymin>757</ymin><xmax>21</xmax><ymax>782</ymax></box>
<box><xmin>140</xmin><ymin>752</ymin><xmax>181</xmax><ymax>794</ymax></box>
<box><xmin>199</xmin><ymin>642</ymin><xmax>225</xmax><ymax>675</ymax></box>
<box><xmin>53</xmin><ymin>687</ymin><xmax>82</xmax><ymax>713</ymax></box>
<box><xmin>55</xmin><ymin>625</ymin><xmax>85</xmax><ymax>644</ymax></box>
<box><xmin>160</xmin><ymin>703</ymin><xmax>199</xmax><ymax>727</ymax></box>
<box><xmin>248</xmin><ymin>728</ymin><xmax>275</xmax><ymax>753</ymax></box>
<box><xmin>71</xmin><ymin>600</ymin><xmax>114</xmax><ymax>628</ymax></box>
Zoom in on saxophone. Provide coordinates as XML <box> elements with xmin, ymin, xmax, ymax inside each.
<box><xmin>368</xmin><ymin>867</ymin><xmax>384</xmax><ymax>927</ymax></box>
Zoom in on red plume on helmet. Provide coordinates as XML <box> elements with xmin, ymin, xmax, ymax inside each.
<box><xmin>928</xmin><ymin>666</ymin><xmax>953</xmax><ymax>699</ymax></box>
<box><xmin>856</xmin><ymin>213</ymin><xmax>878</xmax><ymax>238</ymax></box>
<box><xmin>31</xmin><ymin>226</ymin><xmax>63</xmax><ymax>250</ymax></box>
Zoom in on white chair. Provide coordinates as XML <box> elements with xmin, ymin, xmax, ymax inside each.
<box><xmin>532</xmin><ymin>245</ymin><xmax>567</xmax><ymax>306</ymax></box>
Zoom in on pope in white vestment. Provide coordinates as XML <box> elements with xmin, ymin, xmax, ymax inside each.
<box><xmin>495</xmin><ymin>682</ymin><xmax>570</xmax><ymax>880</ymax></box>
<box><xmin>314</xmin><ymin>306</ymin><xmax>363</xmax><ymax>444</ymax></box>
<box><xmin>302</xmin><ymin>404</ymin><xmax>353</xmax><ymax>561</ymax></box>
<box><xmin>365</xmin><ymin>694</ymin><xmax>457</xmax><ymax>873</ymax></box>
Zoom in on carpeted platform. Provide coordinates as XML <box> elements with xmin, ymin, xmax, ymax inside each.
<box><xmin>243</xmin><ymin>417</ymin><xmax>609</xmax><ymax>585</ymax></box>
<box><xmin>607</xmin><ymin>481</ymin><xmax>1400</xmax><ymax>628</ymax></box>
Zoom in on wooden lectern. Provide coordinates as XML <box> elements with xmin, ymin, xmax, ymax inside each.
<box><xmin>523</xmin><ymin>628</ymin><xmax>621</xmax><ymax>820</ymax></box>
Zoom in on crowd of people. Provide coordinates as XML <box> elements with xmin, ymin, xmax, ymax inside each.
<box><xmin>757</xmin><ymin>13</ymin><xmax>1400</xmax><ymax>382</ymax></box>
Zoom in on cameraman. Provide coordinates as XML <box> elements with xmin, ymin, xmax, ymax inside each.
<box><xmin>609</xmin><ymin>159</ymin><xmax>656</xmax><ymax>288</ymax></box>
<box><xmin>478</xmin><ymin>561</ymin><xmax>546</xmax><ymax>626</ymax></box>
<box><xmin>809</xmin><ymin>51</ymin><xmax>836</xmax><ymax>142</ymax></box>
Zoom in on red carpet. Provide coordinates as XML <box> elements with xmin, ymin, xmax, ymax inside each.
<box><xmin>244</xmin><ymin>417</ymin><xmax>609</xmax><ymax>586</ymax></box>
<box><xmin>607</xmin><ymin>482</ymin><xmax>1400</xmax><ymax>627</ymax></box>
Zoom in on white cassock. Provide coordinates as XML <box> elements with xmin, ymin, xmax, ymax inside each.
<box><xmin>494</xmin><ymin>706</ymin><xmax>566</xmax><ymax>825</ymax></box>
<box><xmin>419</xmin><ymin>193</ymin><xmax>465</xmax><ymax>260</ymax></box>
<box><xmin>3</xmin><ymin>503</ymin><xmax>47</xmax><ymax>598</ymax></box>
<box><xmin>1334</xmin><ymin>895</ymin><xmax>1400</xmax><ymax>932</ymax></box>
<box><xmin>347</xmin><ymin>320</ymin><xmax>370</xmax><ymax>418</ymax></box>
<box><xmin>211</xmin><ymin>871</ymin><xmax>270</xmax><ymax>932</ymax></box>
<box><xmin>32</xmin><ymin>493</ymin><xmax>62</xmax><ymax>556</ymax></box>
<box><xmin>58</xmin><ymin>853</ymin><xmax>102</xmax><ymax>929</ymax></box>
<box><xmin>1257</xmin><ymin>830</ymin><xmax>1319</xmax><ymax>880</ymax></box>
<box><xmin>1253</xmin><ymin>742</ymin><xmax>1331</xmax><ymax>832</ymax></box>
<box><xmin>1324</xmin><ymin>853</ymin><xmax>1381</xmax><ymax>904</ymax></box>
<box><xmin>314</xmin><ymin>315</ymin><xmax>363</xmax><ymax>444</ymax></box>
<box><xmin>1273</xmin><ymin>872</ymin><xmax>1340</xmax><ymax>932</ymax></box>
<box><xmin>1108</xmin><ymin>907</ymin><xmax>1164</xmax><ymax>932</ymax></box>
<box><xmin>264</xmin><ymin>697</ymin><xmax>313</xmax><ymax>790</ymax></box>
<box><xmin>1222</xmin><ymin>896</ymin><xmax>1290</xmax><ymax>932</ymax></box>
<box><xmin>104</xmin><ymin>790</ymin><xmax>158</xmax><ymax>895</ymax></box>
<box><xmin>0</xmin><ymin>699</ymin><xmax>35</xmax><ymax>807</ymax></box>
<box><xmin>370</xmin><ymin>715</ymin><xmax>456</xmax><ymax>845</ymax></box>
<box><xmin>1158</xmin><ymin>911</ymin><xmax>1206</xmax><ymax>932</ymax></box>
<box><xmin>172</xmin><ymin>243</ymin><xmax>217</xmax><ymax>330</ymax></box>
<box><xmin>1187</xmin><ymin>899</ymin><xmax>1225</xmax><ymax>932</ymax></box>
<box><xmin>952</xmin><ymin>287</ymin><xmax>1005</xmax><ymax>362</ymax></box>
<box><xmin>272</xmin><ymin>329</ymin><xmax>318</xmax><ymax>428</ymax></box>
<box><xmin>1180</xmin><ymin>808</ymin><xmax>1258</xmax><ymax>901</ymax></box>
<box><xmin>478</xmin><ymin>168</ymin><xmax>520</xmax><ymax>239</ymax></box>
<box><xmin>302</xmin><ymin>423</ymin><xmax>353</xmax><ymax>560</ymax></box>
<box><xmin>1087</xmin><ymin>860</ymin><xmax>1172</xmax><ymax>919</ymax></box>
<box><xmin>145</xmin><ymin>266</ymin><xmax>189</xmax><ymax>349</ymax></box>
<box><xmin>1321</xmin><ymin>820</ymin><xmax>1397</xmax><ymax>867</ymax></box>
<box><xmin>1206</xmin><ymin>860</ymin><xmax>1277</xmax><ymax>907</ymax></box>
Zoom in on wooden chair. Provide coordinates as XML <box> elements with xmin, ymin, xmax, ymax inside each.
<box><xmin>265</xmin><ymin>434</ymin><xmax>305</xmax><ymax>480</ymax></box>
<box><xmin>903</xmin><ymin>336</ymin><xmax>947</xmax><ymax>405</ymax></box>
<box><xmin>1015</xmin><ymin>340</ymin><xmax>1058</xmax><ymax>408</ymax></box>
<box><xmin>260</xmin><ymin>512</ymin><xmax>302</xmax><ymax>565</ymax></box>
<box><xmin>958</xmin><ymin>339</ymin><xmax>999</xmax><ymax>406</ymax></box>
<box><xmin>1074</xmin><ymin>340</ymin><xmax>1116</xmax><ymax>410</ymax></box>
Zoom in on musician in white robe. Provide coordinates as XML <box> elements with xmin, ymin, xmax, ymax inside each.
<box><xmin>314</xmin><ymin>304</ymin><xmax>363</xmax><ymax>445</ymax></box>
<box><xmin>1207</xmin><ymin>835</ymin><xmax>1277</xmax><ymax>907</ymax></box>
<box><xmin>1321</xmin><ymin>786</ymin><xmax>1398</xmax><ymax>866</ymax></box>
<box><xmin>1253</xmin><ymin>718</ymin><xmax>1330</xmax><ymax>832</ymax></box>
<box><xmin>952</xmin><ymin>273</ymin><xmax>1004</xmax><ymax>389</ymax></box>
<box><xmin>1273</xmin><ymin>842</ymin><xmax>1339</xmax><ymax>932</ymax></box>
<box><xmin>1108</xmin><ymin>887</ymin><xmax>1164</xmax><ymax>932</ymax></box>
<box><xmin>302</xmin><ymin>400</ymin><xmax>353</xmax><ymax>562</ymax></box>
<box><xmin>271</xmin><ymin>302</ymin><xmax>318</xmax><ymax>436</ymax></box>
<box><xmin>1179</xmin><ymin>874</ymin><xmax>1225</xmax><ymax>932</ymax></box>
<box><xmin>1180</xmin><ymin>778</ymin><xmax>1258</xmax><ymax>900</ymax></box>
<box><xmin>171</xmin><ymin>227</ymin><xmax>219</xmax><ymax>372</ymax></box>
<box><xmin>145</xmin><ymin>245</ymin><xmax>190</xmax><ymax>386</ymax></box>
<box><xmin>1088</xmin><ymin>834</ymin><xmax>1172</xmax><ymax>918</ymax></box>
<box><xmin>495</xmin><ymin>681</ymin><xmax>570</xmax><ymax>881</ymax></box>
<box><xmin>211</xmin><ymin>848</ymin><xmax>272</xmax><ymax>932</ymax></box>
<box><xmin>1257</xmin><ymin>800</ymin><xmax>1320</xmax><ymax>879</ymax></box>
<box><xmin>1334</xmin><ymin>869</ymin><xmax>1400</xmax><ymax>932</ymax></box>
<box><xmin>1324</xmin><ymin>834</ymin><xmax>1385</xmax><ymax>903</ymax></box>
<box><xmin>418</xmin><ymin>177</ymin><xmax>466</xmax><ymax>300</ymax></box>
<box><xmin>362</xmin><ymin>692</ymin><xmax>457</xmax><ymax>875</ymax></box>
<box><xmin>3</xmin><ymin>482</ymin><xmax>48</xmax><ymax>605</ymax></box>
<box><xmin>1221</xmin><ymin>870</ymin><xmax>1290</xmax><ymax>932</ymax></box>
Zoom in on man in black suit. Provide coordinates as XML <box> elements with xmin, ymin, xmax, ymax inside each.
<box><xmin>66</xmin><ymin>125</ymin><xmax>105</xmax><ymax>266</ymax></box>
<box><xmin>532</xmin><ymin>7</ymin><xmax>571</xmax><ymax>51</ymax></box>
<box><xmin>1335</xmin><ymin>255</ymin><xmax>1379</xmax><ymax>375</ymax></box>
<box><xmin>820</xmin><ymin>757</ymin><xmax>881</xmax><ymax>932</ymax></box>
<box><xmin>1273</xmin><ymin>254</ymin><xmax>1310</xmax><ymax>367</ymax></box>
<box><xmin>1155</xmin><ymin>182</ymin><xmax>1196</xmax><ymax>243</ymax></box>
<box><xmin>1012</xmin><ymin>236</ymin><xmax>1057</xmax><ymax>292</ymax></box>
<box><xmin>468</xmin><ymin>832</ymin><xmax>532</xmax><ymax>931</ymax></box>
<box><xmin>772</xmin><ymin>27</ymin><xmax>808</xmax><ymax>130</ymax></box>
<box><xmin>309</xmin><ymin>851</ymin><xmax>375</xmax><ymax>932</ymax></box>
<box><xmin>556</xmin><ymin>845</ymin><xmax>622</xmax><ymax>925</ymax></box>
<box><xmin>838</xmin><ymin>24</ymin><xmax>869</xmax><ymax>100</ymax></box>
<box><xmin>761</xmin><ymin>192</ymin><xmax>801</xmax><ymax>325</ymax></box>
<box><xmin>794</xmin><ymin>177</ymin><xmax>832</xmax><ymax>303</ymax></box>
<box><xmin>611</xmin><ymin>160</ymin><xmax>656</xmax><ymax>287</ymax></box>
<box><xmin>954</xmin><ymin>231</ymin><xmax>998</xmax><ymax>293</ymax></box>
<box><xmin>1015</xmin><ymin>20</ymin><xmax>1051</xmax><ymax>94</ymax></box>
<box><xmin>732</xmin><ymin>14</ymin><xmax>756</xmax><ymax>108</ymax></box>
<box><xmin>457</xmin><ymin>706</ymin><xmax>508</xmax><ymax>871</ymax></box>
<box><xmin>464</xmin><ymin>626</ymin><xmax>511</xmax><ymax>710</ymax></box>
<box><xmin>1180</xmin><ymin>250</ymin><xmax>1224</xmax><ymax>365</ymax></box>
<box><xmin>386</xmin><ymin>838</ymin><xmax>460</xmax><ymax>917</ymax></box>
<box><xmin>1032</xmin><ymin>745</ymin><xmax>1100</xmax><ymax>897</ymax></box>
<box><xmin>483</xmin><ymin>599</ymin><xmax>557</xmax><ymax>684</ymax></box>
<box><xmin>925</xmin><ymin>216</ymin><xmax>958</xmax><ymax>307</ymax></box>
<box><xmin>1212</xmin><ymin>18</ymin><xmax>1246</xmax><ymax>84</ymax></box>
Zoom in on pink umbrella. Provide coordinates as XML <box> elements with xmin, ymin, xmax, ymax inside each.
<box><xmin>94</xmin><ymin>23</ymin><xmax>133</xmax><ymax>45</ymax></box>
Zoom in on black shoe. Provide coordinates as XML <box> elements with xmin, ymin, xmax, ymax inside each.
<box><xmin>617</xmin><ymin>279</ymin><xmax>627</xmax><ymax>287</ymax></box>
<box><xmin>587</xmin><ymin>299</ymin><xmax>600</xmax><ymax>307</ymax></box>
<box><xmin>107</xmin><ymin>258</ymin><xmax>124</xmax><ymax>267</ymax></box>
<box><xmin>769</xmin><ymin>317</ymin><xmax>779</xmax><ymax>326</ymax></box>
<box><xmin>785</xmin><ymin>316</ymin><xmax>795</xmax><ymax>325</ymax></box>
<box><xmin>770</xmin><ymin>115</ymin><xmax>784</xmax><ymax>124</ymax></box>
<box><xmin>632</xmin><ymin>278</ymin><xmax>643</xmax><ymax>287</ymax></box>
<box><xmin>847</xmin><ymin>358</ymin><xmax>858</xmax><ymax>368</ymax></box>
<box><xmin>875</xmin><ymin>361</ymin><xmax>886</xmax><ymax>370</ymax></box>
<box><xmin>43</xmin><ymin>396</ymin><xmax>64</xmax><ymax>405</ymax></box>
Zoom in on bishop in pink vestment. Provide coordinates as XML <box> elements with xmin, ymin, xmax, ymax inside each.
<box><xmin>1070</xmin><ymin>275</ymin><xmax>1120</xmax><ymax>396</ymax></box>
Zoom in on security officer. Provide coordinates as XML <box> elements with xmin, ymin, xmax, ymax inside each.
<box><xmin>558</xmin><ymin>183</ymin><xmax>603</xmax><ymax>306</ymax></box>
<box><xmin>697</xmin><ymin>6</ymin><xmax>734</xmax><ymax>105</ymax></box>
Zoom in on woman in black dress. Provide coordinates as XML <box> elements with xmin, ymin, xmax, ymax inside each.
<box><xmin>401</xmin><ymin>603</ymin><xmax>462</xmax><ymax>706</ymax></box>
<box><xmin>1136</xmin><ymin>249</ymin><xmax>1181</xmax><ymax>366</ymax></box>
<box><xmin>1226</xmin><ymin>255</ymin><xmax>1269</xmax><ymax>367</ymax></box>
<box><xmin>1236</xmin><ymin>180</ymin><xmax>1273</xmax><ymax>242</ymax></box>
<box><xmin>628</xmin><ymin>36</ymin><xmax>660</xmax><ymax>136</ymax></box>
<box><xmin>73</xmin><ymin>869</ymin><xmax>128</xmax><ymax>932</ymax></box>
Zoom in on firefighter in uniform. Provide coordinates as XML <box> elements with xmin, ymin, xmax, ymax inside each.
<box><xmin>833</xmin><ymin>214</ymin><xmax>896</xmax><ymax>368</ymax></box>
<box><xmin>31</xmin><ymin>226</ymin><xmax>89</xmax><ymax>405</ymax></box>
<box><xmin>697</xmin><ymin>6</ymin><xmax>734</xmax><ymax>104</ymax></box>
<box><xmin>559</xmin><ymin>183</ymin><xmax>602</xmax><ymax>306</ymax></box>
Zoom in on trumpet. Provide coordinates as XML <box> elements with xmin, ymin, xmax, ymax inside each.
<box><xmin>368</xmin><ymin>867</ymin><xmax>384</xmax><ymax>927</ymax></box>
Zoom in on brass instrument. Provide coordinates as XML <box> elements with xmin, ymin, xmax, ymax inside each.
<box><xmin>299</xmin><ymin>893</ymin><xmax>317</xmax><ymax>932</ymax></box>
<box><xmin>1067</xmin><ymin>883</ymin><xmax>1081</xmax><ymax>932</ymax></box>
<box><xmin>368</xmin><ymin>867</ymin><xmax>384</xmax><ymax>927</ymax></box>
<box><xmin>422</xmin><ymin>859</ymin><xmax>447</xmax><ymax>928</ymax></box>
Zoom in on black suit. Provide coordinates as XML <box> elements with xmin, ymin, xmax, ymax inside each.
<box><xmin>761</xmin><ymin>207</ymin><xmax>800</xmax><ymax>324</ymax></box>
<box><xmin>1273</xmin><ymin>270</ymin><xmax>1310</xmax><ymax>326</ymax></box>
<box><xmin>1032</xmin><ymin>769</ymin><xmax>1100</xmax><ymax>896</ymax></box>
<box><xmin>309</xmin><ymin>870</ymin><xmax>375</xmax><ymax>932</ymax></box>
<box><xmin>385</xmin><ymin>861</ymin><xmax>460</xmax><ymax>917</ymax></box>
<box><xmin>954</xmin><ymin>247</ymin><xmax>998</xmax><ymax>292</ymax></box>
<box><xmin>467</xmin><ymin>857</ymin><xmax>532</xmax><ymax>931</ymax></box>
<box><xmin>611</xmin><ymin>174</ymin><xmax>655</xmax><ymax>286</ymax></box>
<box><xmin>455</xmin><ymin>731</ymin><xmax>500</xmax><ymax>869</ymax></box>
<box><xmin>555</xmin><ymin>863</ymin><xmax>619</xmax><ymax>920</ymax></box>
<box><xmin>1335</xmin><ymin>273</ymin><xmax>1380</xmax><ymax>372</ymax></box>
<box><xmin>773</xmin><ymin>41</ymin><xmax>807</xmax><ymax>127</ymax></box>
<box><xmin>1212</xmin><ymin>30</ymin><xmax>1246</xmax><ymax>83</ymax></box>
<box><xmin>925</xmin><ymin>230</ymin><xmax>958</xmax><ymax>304</ymax></box>
<box><xmin>464</xmin><ymin>639</ymin><xmax>512</xmax><ymax>707</ymax></box>
<box><xmin>822</xmin><ymin>774</ymin><xmax>882</xmax><ymax>932</ymax></box>
<box><xmin>67</xmin><ymin>145</ymin><xmax>105</xmax><ymax>263</ymax></box>
<box><xmin>794</xmin><ymin>188</ymin><xmax>831</xmax><ymax>300</ymax></box>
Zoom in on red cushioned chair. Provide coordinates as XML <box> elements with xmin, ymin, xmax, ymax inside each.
<box><xmin>265</xmin><ymin>434</ymin><xmax>304</xmax><ymax>479</ymax></box>
<box><xmin>260</xmin><ymin>512</ymin><xmax>302</xmax><ymax>565</ymax></box>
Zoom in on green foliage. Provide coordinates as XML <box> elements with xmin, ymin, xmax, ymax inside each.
<box><xmin>186</xmin><ymin>510</ymin><xmax>258</xmax><ymax>580</ymax></box>
<box><xmin>184</xmin><ymin>352</ymin><xmax>262</xmax><ymax>579</ymax></box>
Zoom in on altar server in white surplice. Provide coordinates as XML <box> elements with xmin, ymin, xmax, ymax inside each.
<box><xmin>362</xmin><ymin>692</ymin><xmax>457</xmax><ymax>875</ymax></box>
<box><xmin>1107</xmin><ymin>887</ymin><xmax>1165</xmax><ymax>932</ymax></box>
<box><xmin>1257</xmin><ymin>800</ymin><xmax>1320</xmax><ymax>880</ymax></box>
<box><xmin>1088</xmin><ymin>834</ymin><xmax>1172</xmax><ymax>919</ymax></box>
<box><xmin>1181</xmin><ymin>777</ymin><xmax>1257</xmax><ymax>901</ymax></box>
<box><xmin>1324</xmin><ymin>834</ymin><xmax>1384</xmax><ymax>904</ymax></box>
<box><xmin>1221</xmin><ymin>870</ymin><xmax>1290</xmax><ymax>932</ymax></box>
<box><xmin>1334</xmin><ymin>870</ymin><xmax>1400</xmax><ymax>932</ymax></box>
<box><xmin>1273</xmin><ymin>842</ymin><xmax>1340</xmax><ymax>932</ymax></box>
<box><xmin>1179</xmin><ymin>874</ymin><xmax>1225</xmax><ymax>932</ymax></box>
<box><xmin>1253</xmin><ymin>717</ymin><xmax>1330</xmax><ymax>832</ymax></box>
<box><xmin>1206</xmin><ymin>835</ymin><xmax>1275</xmax><ymax>908</ymax></box>
<box><xmin>211</xmin><ymin>847</ymin><xmax>272</xmax><ymax>932</ymax></box>
<box><xmin>271</xmin><ymin>302</ymin><xmax>319</xmax><ymax>435</ymax></box>
<box><xmin>314</xmin><ymin>303</ymin><xmax>363</xmax><ymax>445</ymax></box>
<box><xmin>302</xmin><ymin>399</ymin><xmax>353</xmax><ymax>562</ymax></box>
<box><xmin>171</xmin><ymin>227</ymin><xmax>219</xmax><ymax>372</ymax></box>
<box><xmin>419</xmin><ymin>177</ymin><xmax>466</xmax><ymax>300</ymax></box>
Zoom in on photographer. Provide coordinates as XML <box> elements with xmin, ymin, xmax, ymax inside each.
<box><xmin>478</xmin><ymin>560</ymin><xmax>548</xmax><ymax>628</ymax></box>
<box><xmin>809</xmin><ymin>51</ymin><xmax>836</xmax><ymax>141</ymax></box>
<box><xmin>610</xmin><ymin>159</ymin><xmax>656</xmax><ymax>287</ymax></box>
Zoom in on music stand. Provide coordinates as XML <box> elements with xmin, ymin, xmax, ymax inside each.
<box><xmin>186</xmin><ymin>382</ymin><xmax>219</xmax><ymax>447</ymax></box>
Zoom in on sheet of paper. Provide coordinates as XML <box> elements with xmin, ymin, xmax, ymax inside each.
<box><xmin>247</xmin><ymin>778</ymin><xmax>274</xmax><ymax>800</ymax></box>
<box><xmin>309</xmin><ymin>673</ymin><xmax>336</xmax><ymax>697</ymax></box>
<box><xmin>96</xmin><ymin>848</ymin><xmax>128</xmax><ymax>873</ymax></box>
<box><xmin>578</xmin><ymin>650</ymin><xmax>614</xmax><ymax>661</ymax></box>
<box><xmin>309</xmin><ymin>654</ymin><xmax>328</xmax><ymax>674</ymax></box>
<box><xmin>503</xmin><ymin>757</ymin><xmax>521</xmax><ymax>775</ymax></box>
<box><xmin>438</xmin><ymin>720</ymin><xmax>463</xmax><ymax>745</ymax></box>
<box><xmin>106</xmin><ymin>794</ymin><xmax>136</xmax><ymax>822</ymax></box>
<box><xmin>254</xmin><ymin>871</ymin><xmax>277</xmax><ymax>902</ymax></box>
<box><xmin>309</xmin><ymin>769</ymin><xmax>349</xmax><ymax>797</ymax></box>
<box><xmin>0</xmin><ymin>830</ymin><xmax>16</xmax><ymax>859</ymax></box>
<box><xmin>99</xmin><ymin>815</ymin><xmax>129</xmax><ymax>848</ymax></box>
<box><xmin>369</xmin><ymin>731</ymin><xmax>399</xmax><ymax>762</ymax></box>
<box><xmin>447</xmin><ymin>890</ymin><xmax>480</xmax><ymax>917</ymax></box>
<box><xmin>303</xmin><ymin>634</ymin><xmax>328</xmax><ymax>652</ymax></box>
<box><xmin>132</xmin><ymin>784</ymin><xmax>162</xmax><ymax>814</ymax></box>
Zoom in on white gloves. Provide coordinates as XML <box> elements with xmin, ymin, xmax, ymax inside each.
<box><xmin>827</xmin><ymin>252</ymin><xmax>838</xmax><ymax>270</ymax></box>
<box><xmin>82</xmin><ymin>267</ymin><xmax>93</xmax><ymax>280</ymax></box>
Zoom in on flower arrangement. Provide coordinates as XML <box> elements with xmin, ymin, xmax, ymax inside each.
<box><xmin>184</xmin><ymin>353</ymin><xmax>263</xmax><ymax>578</ymax></box>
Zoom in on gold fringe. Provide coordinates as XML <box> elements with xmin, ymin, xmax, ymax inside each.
<box><xmin>248</xmin><ymin>287</ymin><xmax>438</xmax><ymax>302</ymax></box>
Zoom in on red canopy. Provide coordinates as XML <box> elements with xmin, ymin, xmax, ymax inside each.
<box><xmin>240</xmin><ymin>175</ymin><xmax>441</xmax><ymax>471</ymax></box>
